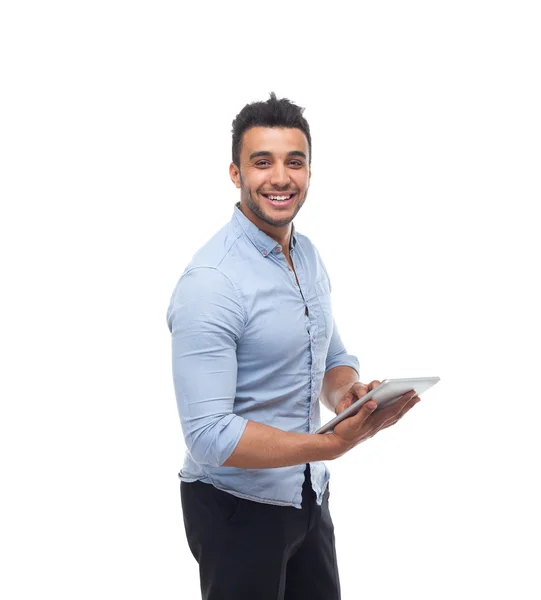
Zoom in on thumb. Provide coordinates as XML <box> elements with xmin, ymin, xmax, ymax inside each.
<box><xmin>353</xmin><ymin>399</ymin><xmax>378</xmax><ymax>423</ymax></box>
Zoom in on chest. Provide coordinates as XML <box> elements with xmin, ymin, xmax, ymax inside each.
<box><xmin>235</xmin><ymin>262</ymin><xmax>333</xmax><ymax>367</ymax></box>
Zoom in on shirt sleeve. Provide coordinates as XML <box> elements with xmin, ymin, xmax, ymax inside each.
<box><xmin>325</xmin><ymin>317</ymin><xmax>361</xmax><ymax>377</ymax></box>
<box><xmin>166</xmin><ymin>267</ymin><xmax>249</xmax><ymax>468</ymax></box>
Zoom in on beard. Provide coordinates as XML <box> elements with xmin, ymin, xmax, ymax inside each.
<box><xmin>239</xmin><ymin>173</ymin><xmax>308</xmax><ymax>228</ymax></box>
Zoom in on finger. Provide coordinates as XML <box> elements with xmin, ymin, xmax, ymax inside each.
<box><xmin>381</xmin><ymin>390</ymin><xmax>416</xmax><ymax>417</ymax></box>
<box><xmin>397</xmin><ymin>395</ymin><xmax>421</xmax><ymax>419</ymax></box>
<box><xmin>392</xmin><ymin>392</ymin><xmax>419</xmax><ymax>417</ymax></box>
<box><xmin>350</xmin><ymin>399</ymin><xmax>378</xmax><ymax>426</ymax></box>
<box><xmin>367</xmin><ymin>380</ymin><xmax>382</xmax><ymax>391</ymax></box>
<box><xmin>342</xmin><ymin>396</ymin><xmax>356</xmax><ymax>411</ymax></box>
<box><xmin>396</xmin><ymin>390</ymin><xmax>417</xmax><ymax>409</ymax></box>
<box><xmin>351</xmin><ymin>382</ymin><xmax>369</xmax><ymax>399</ymax></box>
<box><xmin>370</xmin><ymin>391</ymin><xmax>417</xmax><ymax>428</ymax></box>
<box><xmin>381</xmin><ymin>396</ymin><xmax>420</xmax><ymax>429</ymax></box>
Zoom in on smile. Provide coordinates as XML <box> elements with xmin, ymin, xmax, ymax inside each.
<box><xmin>260</xmin><ymin>192</ymin><xmax>297</xmax><ymax>207</ymax></box>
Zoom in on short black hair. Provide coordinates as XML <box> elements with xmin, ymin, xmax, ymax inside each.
<box><xmin>231</xmin><ymin>92</ymin><xmax>312</xmax><ymax>167</ymax></box>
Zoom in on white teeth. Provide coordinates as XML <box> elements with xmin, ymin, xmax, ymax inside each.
<box><xmin>268</xmin><ymin>195</ymin><xmax>290</xmax><ymax>201</ymax></box>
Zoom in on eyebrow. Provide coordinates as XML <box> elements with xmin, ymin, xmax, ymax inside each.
<box><xmin>249</xmin><ymin>150</ymin><xmax>307</xmax><ymax>161</ymax></box>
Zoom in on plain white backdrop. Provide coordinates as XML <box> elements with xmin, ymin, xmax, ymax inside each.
<box><xmin>1</xmin><ymin>1</ymin><xmax>540</xmax><ymax>598</ymax></box>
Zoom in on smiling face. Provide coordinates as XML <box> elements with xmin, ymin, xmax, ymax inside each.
<box><xmin>229</xmin><ymin>127</ymin><xmax>311</xmax><ymax>237</ymax></box>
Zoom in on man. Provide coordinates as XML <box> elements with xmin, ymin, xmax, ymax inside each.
<box><xmin>166</xmin><ymin>93</ymin><xmax>420</xmax><ymax>599</ymax></box>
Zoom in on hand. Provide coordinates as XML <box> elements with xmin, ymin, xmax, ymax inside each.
<box><xmin>334</xmin><ymin>380</ymin><xmax>382</xmax><ymax>416</ymax></box>
<box><xmin>330</xmin><ymin>381</ymin><xmax>421</xmax><ymax>457</ymax></box>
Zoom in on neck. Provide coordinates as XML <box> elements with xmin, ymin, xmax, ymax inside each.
<box><xmin>238</xmin><ymin>201</ymin><xmax>292</xmax><ymax>250</ymax></box>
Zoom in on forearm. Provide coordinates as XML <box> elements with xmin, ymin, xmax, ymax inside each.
<box><xmin>222</xmin><ymin>420</ymin><xmax>342</xmax><ymax>468</ymax></box>
<box><xmin>320</xmin><ymin>366</ymin><xmax>360</xmax><ymax>414</ymax></box>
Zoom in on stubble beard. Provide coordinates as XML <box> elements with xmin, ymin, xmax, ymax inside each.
<box><xmin>239</xmin><ymin>173</ymin><xmax>307</xmax><ymax>228</ymax></box>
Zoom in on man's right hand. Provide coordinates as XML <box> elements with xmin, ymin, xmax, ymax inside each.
<box><xmin>329</xmin><ymin>390</ymin><xmax>421</xmax><ymax>457</ymax></box>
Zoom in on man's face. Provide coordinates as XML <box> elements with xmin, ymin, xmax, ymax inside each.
<box><xmin>230</xmin><ymin>127</ymin><xmax>311</xmax><ymax>229</ymax></box>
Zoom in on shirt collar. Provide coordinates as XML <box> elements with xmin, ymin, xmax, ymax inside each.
<box><xmin>232</xmin><ymin>202</ymin><xmax>298</xmax><ymax>257</ymax></box>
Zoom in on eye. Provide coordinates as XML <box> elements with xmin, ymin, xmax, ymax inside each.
<box><xmin>255</xmin><ymin>160</ymin><xmax>270</xmax><ymax>167</ymax></box>
<box><xmin>288</xmin><ymin>160</ymin><xmax>303</xmax><ymax>168</ymax></box>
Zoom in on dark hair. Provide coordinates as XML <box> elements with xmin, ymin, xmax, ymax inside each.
<box><xmin>231</xmin><ymin>92</ymin><xmax>312</xmax><ymax>167</ymax></box>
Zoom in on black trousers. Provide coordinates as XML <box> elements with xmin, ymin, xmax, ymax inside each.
<box><xmin>180</xmin><ymin>464</ymin><xmax>341</xmax><ymax>600</ymax></box>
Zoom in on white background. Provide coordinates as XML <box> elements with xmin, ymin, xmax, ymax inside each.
<box><xmin>1</xmin><ymin>1</ymin><xmax>540</xmax><ymax>598</ymax></box>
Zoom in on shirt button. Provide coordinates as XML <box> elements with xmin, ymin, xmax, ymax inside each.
<box><xmin>311</xmin><ymin>336</ymin><xmax>315</xmax><ymax>342</ymax></box>
<box><xmin>275</xmin><ymin>245</ymin><xmax>281</xmax><ymax>252</ymax></box>
<box><xmin>263</xmin><ymin>250</ymin><xmax>268</xmax><ymax>256</ymax></box>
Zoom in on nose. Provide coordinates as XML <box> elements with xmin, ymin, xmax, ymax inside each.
<box><xmin>269</xmin><ymin>162</ymin><xmax>290</xmax><ymax>189</ymax></box>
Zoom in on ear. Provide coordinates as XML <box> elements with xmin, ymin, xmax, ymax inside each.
<box><xmin>229</xmin><ymin>162</ymin><xmax>241</xmax><ymax>189</ymax></box>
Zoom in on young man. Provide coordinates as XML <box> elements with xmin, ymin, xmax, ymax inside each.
<box><xmin>166</xmin><ymin>93</ymin><xmax>420</xmax><ymax>600</ymax></box>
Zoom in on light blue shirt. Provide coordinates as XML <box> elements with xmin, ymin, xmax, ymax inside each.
<box><xmin>166</xmin><ymin>203</ymin><xmax>360</xmax><ymax>509</ymax></box>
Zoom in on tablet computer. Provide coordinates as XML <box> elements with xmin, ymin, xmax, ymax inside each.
<box><xmin>315</xmin><ymin>377</ymin><xmax>440</xmax><ymax>435</ymax></box>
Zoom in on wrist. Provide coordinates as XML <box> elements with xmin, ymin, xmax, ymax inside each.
<box><xmin>323</xmin><ymin>431</ymin><xmax>349</xmax><ymax>460</ymax></box>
